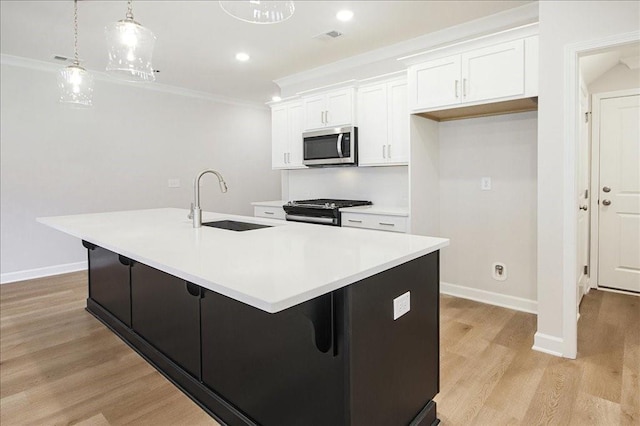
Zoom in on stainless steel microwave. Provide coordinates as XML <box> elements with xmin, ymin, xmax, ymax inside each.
<box><xmin>302</xmin><ymin>126</ymin><xmax>357</xmax><ymax>167</ymax></box>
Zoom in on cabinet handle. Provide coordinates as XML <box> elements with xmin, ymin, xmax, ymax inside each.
<box><xmin>287</xmin><ymin>152</ymin><xmax>290</xmax><ymax>163</ymax></box>
<box><xmin>321</xmin><ymin>111</ymin><xmax>325</xmax><ymax>124</ymax></box>
<box><xmin>455</xmin><ymin>80</ymin><xmax>459</xmax><ymax>98</ymax></box>
<box><xmin>387</xmin><ymin>144</ymin><xmax>391</xmax><ymax>158</ymax></box>
<box><xmin>283</xmin><ymin>152</ymin><xmax>287</xmax><ymax>163</ymax></box>
<box><xmin>463</xmin><ymin>78</ymin><xmax>467</xmax><ymax>97</ymax></box>
<box><xmin>325</xmin><ymin>110</ymin><xmax>329</xmax><ymax>124</ymax></box>
<box><xmin>82</xmin><ymin>240</ymin><xmax>97</xmax><ymax>251</ymax></box>
<box><xmin>379</xmin><ymin>222</ymin><xmax>395</xmax><ymax>226</ymax></box>
<box><xmin>348</xmin><ymin>219</ymin><xmax>363</xmax><ymax>223</ymax></box>
<box><xmin>264</xmin><ymin>211</ymin><xmax>275</xmax><ymax>215</ymax></box>
<box><xmin>382</xmin><ymin>145</ymin><xmax>386</xmax><ymax>159</ymax></box>
<box><xmin>118</xmin><ymin>255</ymin><xmax>135</xmax><ymax>266</ymax></box>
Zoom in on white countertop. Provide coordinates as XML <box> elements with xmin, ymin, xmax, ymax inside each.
<box><xmin>251</xmin><ymin>200</ymin><xmax>286</xmax><ymax>208</ymax></box>
<box><xmin>339</xmin><ymin>205</ymin><xmax>409</xmax><ymax>217</ymax></box>
<box><xmin>38</xmin><ymin>208</ymin><xmax>448</xmax><ymax>313</ymax></box>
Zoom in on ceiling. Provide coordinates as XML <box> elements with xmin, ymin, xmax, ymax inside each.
<box><xmin>580</xmin><ymin>43</ymin><xmax>640</xmax><ymax>85</ymax></box>
<box><xmin>1</xmin><ymin>1</ymin><xmax>533</xmax><ymax>103</ymax></box>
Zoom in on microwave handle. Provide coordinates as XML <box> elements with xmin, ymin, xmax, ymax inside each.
<box><xmin>336</xmin><ymin>133</ymin><xmax>344</xmax><ymax>158</ymax></box>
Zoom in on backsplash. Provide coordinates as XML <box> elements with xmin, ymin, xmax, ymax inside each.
<box><xmin>283</xmin><ymin>166</ymin><xmax>409</xmax><ymax>207</ymax></box>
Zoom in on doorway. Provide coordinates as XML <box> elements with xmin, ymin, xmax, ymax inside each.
<box><xmin>590</xmin><ymin>89</ymin><xmax>640</xmax><ymax>293</ymax></box>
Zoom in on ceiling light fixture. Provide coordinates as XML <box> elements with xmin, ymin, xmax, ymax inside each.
<box><xmin>220</xmin><ymin>1</ymin><xmax>295</xmax><ymax>24</ymax></box>
<box><xmin>105</xmin><ymin>0</ymin><xmax>156</xmax><ymax>82</ymax></box>
<box><xmin>57</xmin><ymin>0</ymin><xmax>94</xmax><ymax>108</ymax></box>
<box><xmin>235</xmin><ymin>52</ymin><xmax>251</xmax><ymax>62</ymax></box>
<box><xmin>336</xmin><ymin>10</ymin><xmax>354</xmax><ymax>22</ymax></box>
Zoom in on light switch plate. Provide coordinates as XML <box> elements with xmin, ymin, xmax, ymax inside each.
<box><xmin>168</xmin><ymin>178</ymin><xmax>181</xmax><ymax>188</ymax></box>
<box><xmin>393</xmin><ymin>291</ymin><xmax>410</xmax><ymax>320</ymax></box>
<box><xmin>481</xmin><ymin>177</ymin><xmax>492</xmax><ymax>190</ymax></box>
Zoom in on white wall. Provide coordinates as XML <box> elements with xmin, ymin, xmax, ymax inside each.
<box><xmin>284</xmin><ymin>166</ymin><xmax>408</xmax><ymax>207</ymax></box>
<box><xmin>439</xmin><ymin>112</ymin><xmax>538</xmax><ymax>304</ymax></box>
<box><xmin>537</xmin><ymin>0</ymin><xmax>640</xmax><ymax>355</ymax></box>
<box><xmin>0</xmin><ymin>61</ymin><xmax>279</xmax><ymax>280</ymax></box>
<box><xmin>588</xmin><ymin>63</ymin><xmax>640</xmax><ymax>94</ymax></box>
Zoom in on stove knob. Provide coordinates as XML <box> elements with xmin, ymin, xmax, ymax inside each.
<box><xmin>330</xmin><ymin>203</ymin><xmax>336</xmax><ymax>209</ymax></box>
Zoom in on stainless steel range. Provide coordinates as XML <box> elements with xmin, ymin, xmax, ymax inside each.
<box><xmin>283</xmin><ymin>199</ymin><xmax>372</xmax><ymax>226</ymax></box>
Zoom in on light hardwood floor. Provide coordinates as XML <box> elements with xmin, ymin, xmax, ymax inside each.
<box><xmin>1</xmin><ymin>272</ymin><xmax>638</xmax><ymax>425</ymax></box>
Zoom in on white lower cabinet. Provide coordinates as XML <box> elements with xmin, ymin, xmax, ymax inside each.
<box><xmin>254</xmin><ymin>206</ymin><xmax>285</xmax><ymax>220</ymax></box>
<box><xmin>341</xmin><ymin>212</ymin><xmax>408</xmax><ymax>233</ymax></box>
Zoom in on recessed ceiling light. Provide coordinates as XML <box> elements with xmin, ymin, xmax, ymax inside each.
<box><xmin>235</xmin><ymin>52</ymin><xmax>250</xmax><ymax>62</ymax></box>
<box><xmin>336</xmin><ymin>10</ymin><xmax>354</xmax><ymax>22</ymax></box>
<box><xmin>272</xmin><ymin>96</ymin><xmax>282</xmax><ymax>102</ymax></box>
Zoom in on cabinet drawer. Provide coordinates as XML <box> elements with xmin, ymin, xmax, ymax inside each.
<box><xmin>342</xmin><ymin>213</ymin><xmax>408</xmax><ymax>233</ymax></box>
<box><xmin>254</xmin><ymin>206</ymin><xmax>285</xmax><ymax>220</ymax></box>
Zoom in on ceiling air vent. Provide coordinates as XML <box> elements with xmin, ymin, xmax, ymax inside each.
<box><xmin>313</xmin><ymin>30</ymin><xmax>343</xmax><ymax>42</ymax></box>
<box><xmin>53</xmin><ymin>55</ymin><xmax>69</xmax><ymax>62</ymax></box>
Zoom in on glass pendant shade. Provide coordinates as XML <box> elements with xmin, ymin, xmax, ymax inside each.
<box><xmin>105</xmin><ymin>19</ymin><xmax>156</xmax><ymax>82</ymax></box>
<box><xmin>57</xmin><ymin>64</ymin><xmax>94</xmax><ymax>108</ymax></box>
<box><xmin>220</xmin><ymin>1</ymin><xmax>295</xmax><ymax>24</ymax></box>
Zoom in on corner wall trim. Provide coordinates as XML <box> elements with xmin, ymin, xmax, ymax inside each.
<box><xmin>1</xmin><ymin>261</ymin><xmax>87</xmax><ymax>285</ymax></box>
<box><xmin>532</xmin><ymin>332</ymin><xmax>564</xmax><ymax>357</ymax></box>
<box><xmin>440</xmin><ymin>281</ymin><xmax>538</xmax><ymax>314</ymax></box>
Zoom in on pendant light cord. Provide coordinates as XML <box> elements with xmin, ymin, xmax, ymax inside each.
<box><xmin>73</xmin><ymin>0</ymin><xmax>79</xmax><ymax>65</ymax></box>
<box><xmin>126</xmin><ymin>0</ymin><xmax>134</xmax><ymax>20</ymax></box>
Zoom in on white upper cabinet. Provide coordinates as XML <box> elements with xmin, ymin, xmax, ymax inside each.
<box><xmin>303</xmin><ymin>88</ymin><xmax>355</xmax><ymax>131</ymax></box>
<box><xmin>357</xmin><ymin>78</ymin><xmax>409</xmax><ymax>166</ymax></box>
<box><xmin>410</xmin><ymin>55</ymin><xmax>461</xmax><ymax>110</ymax></box>
<box><xmin>461</xmin><ymin>39</ymin><xmax>524</xmax><ymax>103</ymax></box>
<box><xmin>408</xmin><ymin>36</ymin><xmax>537</xmax><ymax>114</ymax></box>
<box><xmin>271</xmin><ymin>100</ymin><xmax>305</xmax><ymax>170</ymax></box>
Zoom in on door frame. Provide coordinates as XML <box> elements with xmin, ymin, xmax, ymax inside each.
<box><xmin>562</xmin><ymin>30</ymin><xmax>639</xmax><ymax>359</ymax></box>
<box><xmin>589</xmin><ymin>88</ymin><xmax>640</xmax><ymax>291</ymax></box>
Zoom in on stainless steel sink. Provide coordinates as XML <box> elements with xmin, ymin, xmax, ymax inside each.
<box><xmin>202</xmin><ymin>220</ymin><xmax>272</xmax><ymax>232</ymax></box>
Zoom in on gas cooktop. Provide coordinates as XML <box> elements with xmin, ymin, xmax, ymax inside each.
<box><xmin>283</xmin><ymin>199</ymin><xmax>372</xmax><ymax>226</ymax></box>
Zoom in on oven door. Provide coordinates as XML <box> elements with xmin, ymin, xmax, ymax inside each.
<box><xmin>303</xmin><ymin>126</ymin><xmax>356</xmax><ymax>166</ymax></box>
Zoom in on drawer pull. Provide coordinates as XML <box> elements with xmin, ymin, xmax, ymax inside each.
<box><xmin>348</xmin><ymin>219</ymin><xmax>363</xmax><ymax>223</ymax></box>
<box><xmin>379</xmin><ymin>222</ymin><xmax>395</xmax><ymax>226</ymax></box>
<box><xmin>264</xmin><ymin>211</ymin><xmax>275</xmax><ymax>215</ymax></box>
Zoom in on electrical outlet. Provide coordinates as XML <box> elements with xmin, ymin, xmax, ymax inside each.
<box><xmin>492</xmin><ymin>262</ymin><xmax>507</xmax><ymax>281</ymax></box>
<box><xmin>481</xmin><ymin>177</ymin><xmax>492</xmax><ymax>190</ymax></box>
<box><xmin>393</xmin><ymin>291</ymin><xmax>410</xmax><ymax>320</ymax></box>
<box><xmin>168</xmin><ymin>178</ymin><xmax>180</xmax><ymax>188</ymax></box>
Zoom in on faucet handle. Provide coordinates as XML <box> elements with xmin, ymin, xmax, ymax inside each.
<box><xmin>188</xmin><ymin>203</ymin><xmax>194</xmax><ymax>220</ymax></box>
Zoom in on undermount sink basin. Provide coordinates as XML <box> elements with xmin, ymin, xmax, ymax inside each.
<box><xmin>202</xmin><ymin>220</ymin><xmax>272</xmax><ymax>232</ymax></box>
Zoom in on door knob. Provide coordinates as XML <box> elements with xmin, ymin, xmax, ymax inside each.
<box><xmin>603</xmin><ymin>186</ymin><xmax>611</xmax><ymax>193</ymax></box>
<box><xmin>602</xmin><ymin>199</ymin><xmax>612</xmax><ymax>206</ymax></box>
<box><xmin>579</xmin><ymin>205</ymin><xmax>588</xmax><ymax>211</ymax></box>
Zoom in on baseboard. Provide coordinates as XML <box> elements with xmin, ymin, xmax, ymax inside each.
<box><xmin>440</xmin><ymin>281</ymin><xmax>537</xmax><ymax>314</ymax></box>
<box><xmin>0</xmin><ymin>261</ymin><xmax>87</xmax><ymax>284</ymax></box>
<box><xmin>532</xmin><ymin>332</ymin><xmax>564</xmax><ymax>357</ymax></box>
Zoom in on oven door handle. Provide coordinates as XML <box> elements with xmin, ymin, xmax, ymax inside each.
<box><xmin>286</xmin><ymin>214</ymin><xmax>337</xmax><ymax>225</ymax></box>
<box><xmin>336</xmin><ymin>133</ymin><xmax>344</xmax><ymax>158</ymax></box>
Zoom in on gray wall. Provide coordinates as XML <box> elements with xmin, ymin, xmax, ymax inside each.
<box><xmin>0</xmin><ymin>62</ymin><xmax>279</xmax><ymax>279</ymax></box>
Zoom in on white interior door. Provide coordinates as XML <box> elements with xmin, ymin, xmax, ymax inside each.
<box><xmin>577</xmin><ymin>83</ymin><xmax>590</xmax><ymax>306</ymax></box>
<box><xmin>598</xmin><ymin>94</ymin><xmax>640</xmax><ymax>293</ymax></box>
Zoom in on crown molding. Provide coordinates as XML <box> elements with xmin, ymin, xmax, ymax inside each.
<box><xmin>0</xmin><ymin>54</ymin><xmax>267</xmax><ymax>110</ymax></box>
<box><xmin>274</xmin><ymin>2</ymin><xmax>538</xmax><ymax>90</ymax></box>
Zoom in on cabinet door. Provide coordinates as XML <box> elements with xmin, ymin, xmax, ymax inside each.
<box><xmin>303</xmin><ymin>94</ymin><xmax>326</xmax><ymax>130</ymax></box>
<box><xmin>271</xmin><ymin>105</ymin><xmax>288</xmax><ymax>169</ymax></box>
<box><xmin>326</xmin><ymin>88</ymin><xmax>353</xmax><ymax>127</ymax></box>
<box><xmin>462</xmin><ymin>39</ymin><xmax>525</xmax><ymax>103</ymax></box>
<box><xmin>87</xmin><ymin>245</ymin><xmax>131</xmax><ymax>327</ymax></box>
<box><xmin>357</xmin><ymin>83</ymin><xmax>388</xmax><ymax>166</ymax></box>
<box><xmin>409</xmin><ymin>54</ymin><xmax>460</xmax><ymax>111</ymax></box>
<box><xmin>387</xmin><ymin>80</ymin><xmax>409</xmax><ymax>164</ymax></box>
<box><xmin>131</xmin><ymin>263</ymin><xmax>201</xmax><ymax>378</ymax></box>
<box><xmin>287</xmin><ymin>102</ymin><xmax>305</xmax><ymax>167</ymax></box>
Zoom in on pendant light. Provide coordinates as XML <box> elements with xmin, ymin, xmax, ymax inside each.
<box><xmin>57</xmin><ymin>0</ymin><xmax>94</xmax><ymax>107</ymax></box>
<box><xmin>220</xmin><ymin>1</ymin><xmax>295</xmax><ymax>24</ymax></box>
<box><xmin>105</xmin><ymin>0</ymin><xmax>156</xmax><ymax>82</ymax></box>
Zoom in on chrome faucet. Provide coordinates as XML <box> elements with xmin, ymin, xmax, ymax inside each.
<box><xmin>189</xmin><ymin>169</ymin><xmax>228</xmax><ymax>228</ymax></box>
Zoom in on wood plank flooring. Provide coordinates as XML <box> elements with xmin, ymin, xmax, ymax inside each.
<box><xmin>1</xmin><ymin>272</ymin><xmax>638</xmax><ymax>425</ymax></box>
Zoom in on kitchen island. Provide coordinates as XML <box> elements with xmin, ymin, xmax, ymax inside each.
<box><xmin>38</xmin><ymin>208</ymin><xmax>449</xmax><ymax>426</ymax></box>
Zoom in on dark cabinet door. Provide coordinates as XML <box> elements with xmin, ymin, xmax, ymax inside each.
<box><xmin>86</xmin><ymin>243</ymin><xmax>131</xmax><ymax>327</ymax></box>
<box><xmin>131</xmin><ymin>263</ymin><xmax>201</xmax><ymax>379</ymax></box>
<box><xmin>200</xmin><ymin>290</ymin><xmax>345</xmax><ymax>426</ymax></box>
